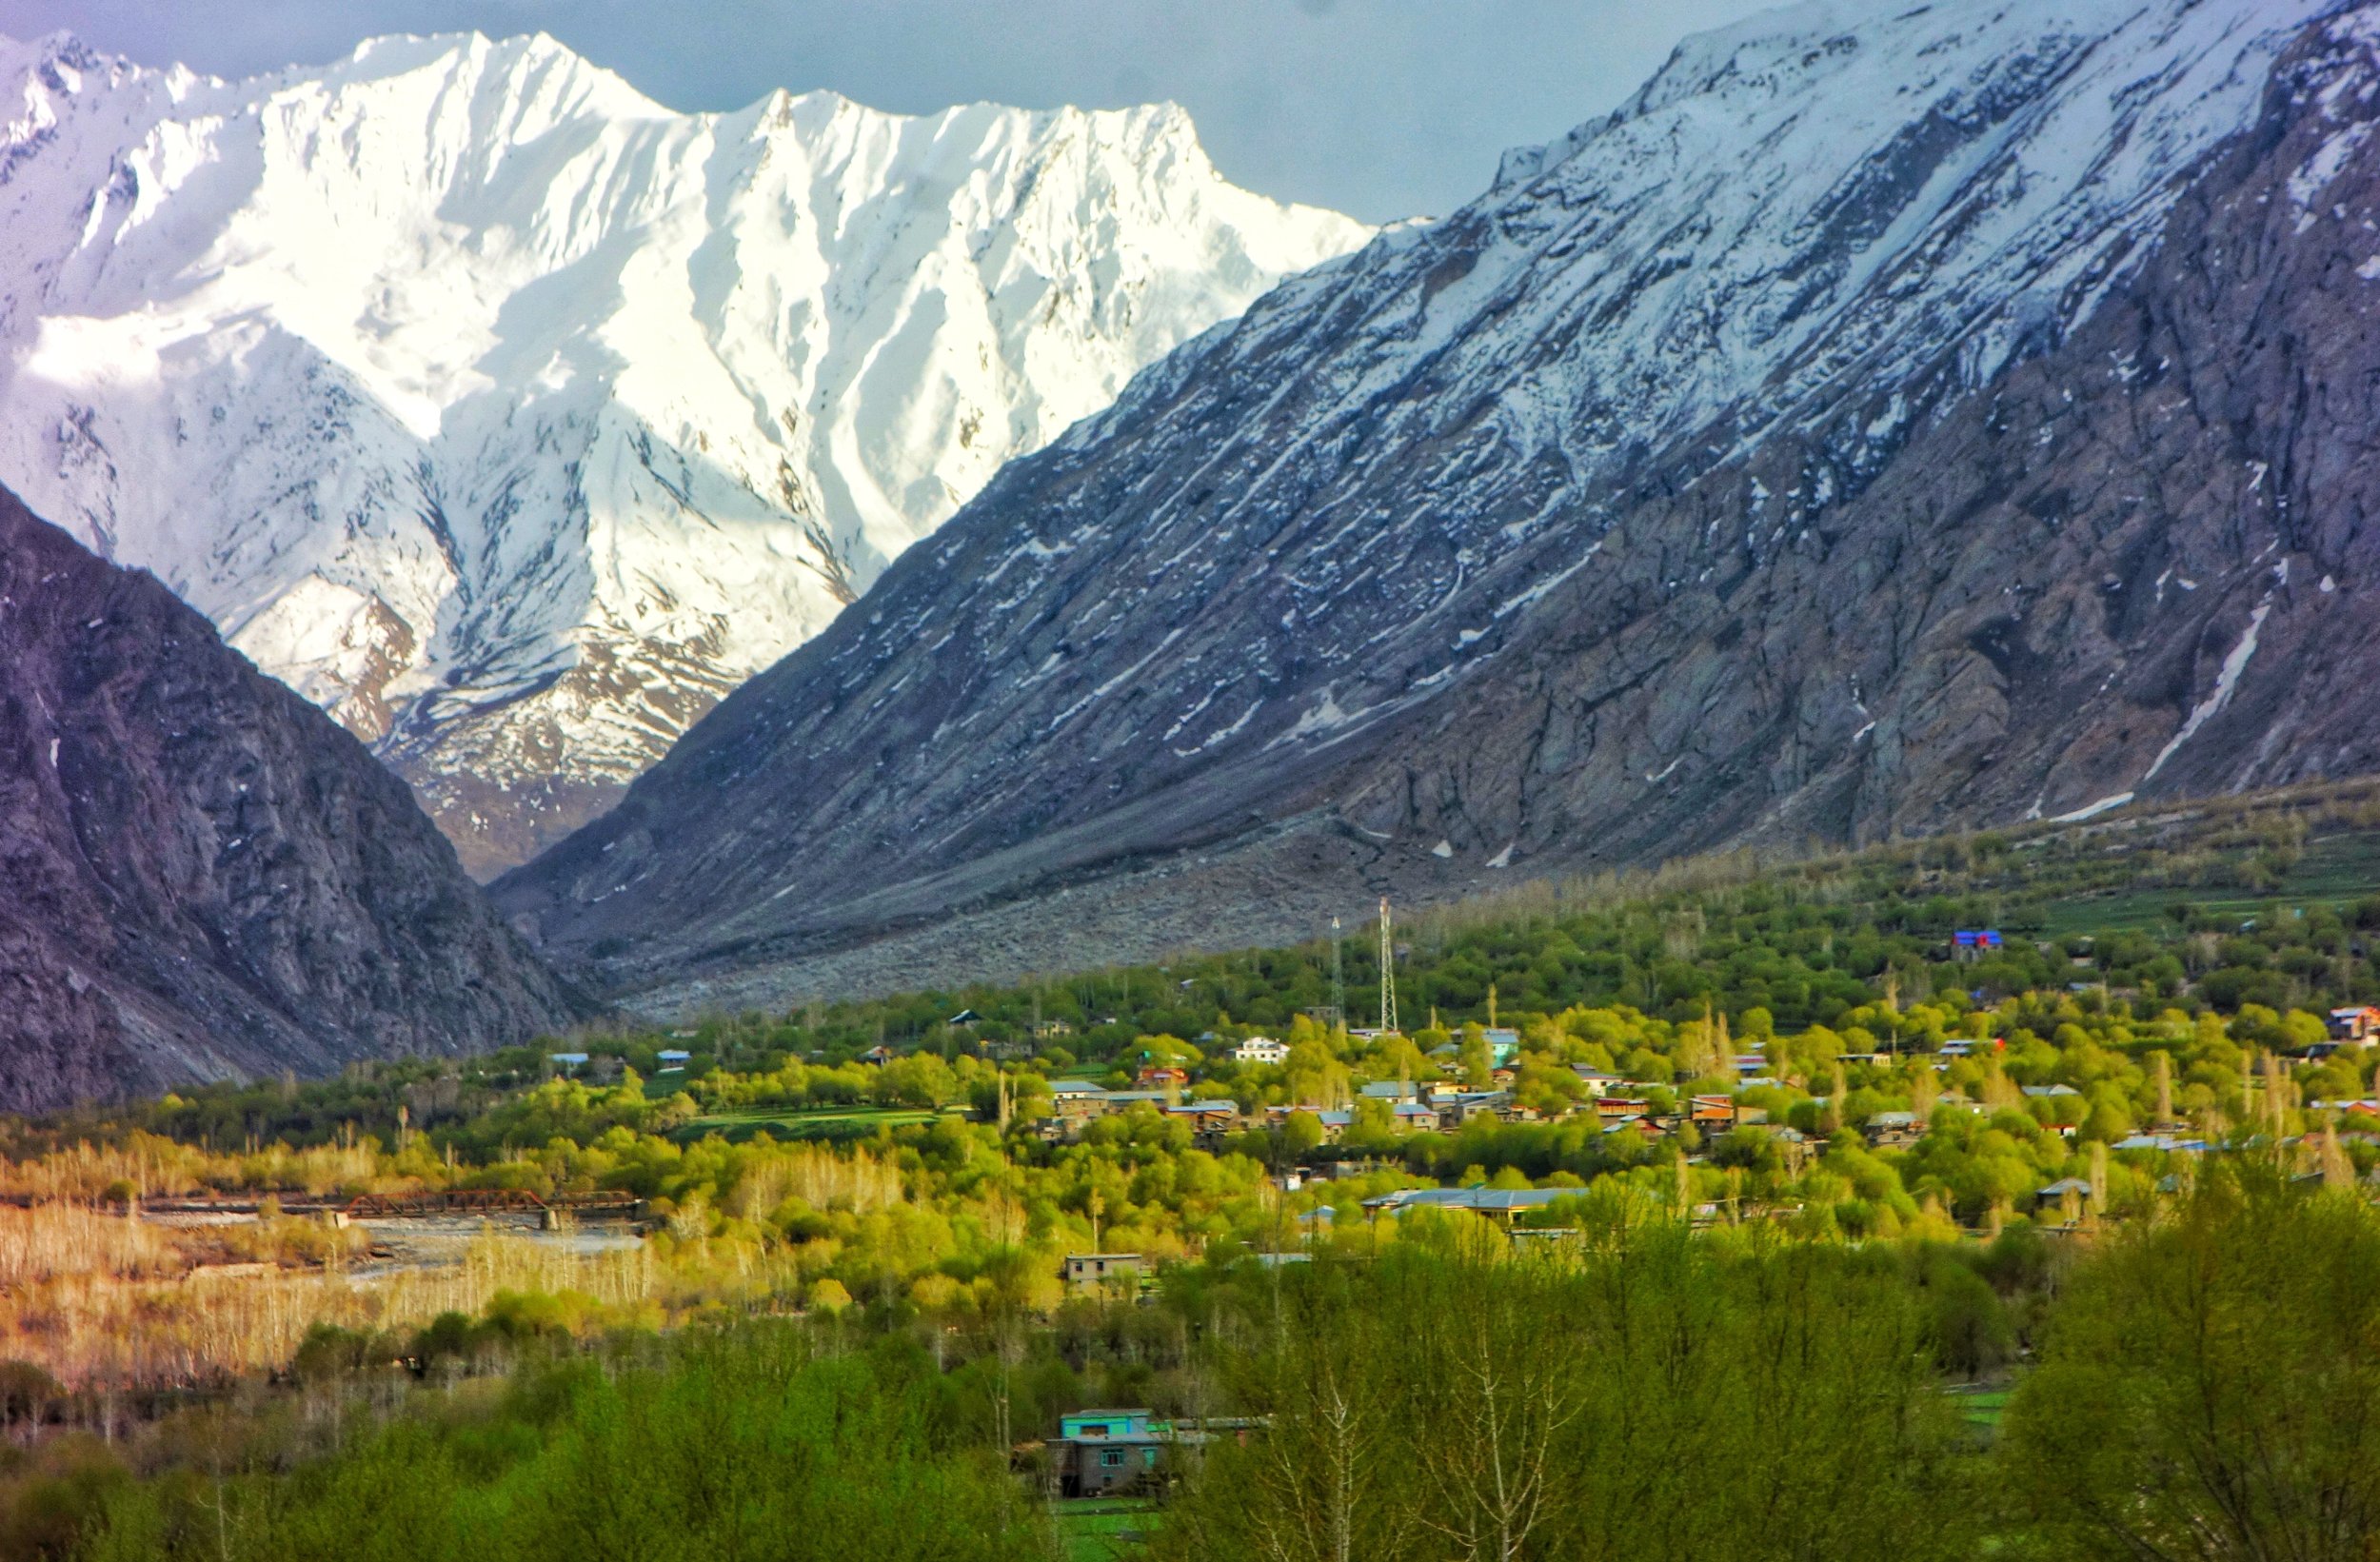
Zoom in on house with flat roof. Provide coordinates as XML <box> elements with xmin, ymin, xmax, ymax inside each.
<box><xmin>2330</xmin><ymin>1006</ymin><xmax>2380</xmax><ymax>1043</ymax></box>
<box><xmin>1164</xmin><ymin>1101</ymin><xmax>1240</xmax><ymax>1148</ymax></box>
<box><xmin>1361</xmin><ymin>1186</ymin><xmax>1571</xmax><ymax>1223</ymax></box>
<box><xmin>1688</xmin><ymin>1096</ymin><xmax>1736</xmax><ymax>1131</ymax></box>
<box><xmin>2113</xmin><ymin>1133</ymin><xmax>2205</xmax><ymax>1151</ymax></box>
<box><xmin>1603</xmin><ymin>1115</ymin><xmax>1669</xmax><ymax>1140</ymax></box>
<box><xmin>1863</xmin><ymin>1111</ymin><xmax>1922</xmax><ymax>1148</ymax></box>
<box><xmin>2034</xmin><ymin>1177</ymin><xmax>2093</xmax><ymax>1215</ymax></box>
<box><xmin>1434</xmin><ymin>1091</ymin><xmax>1513</xmax><ymax>1130</ymax></box>
<box><xmin>1569</xmin><ymin>1067</ymin><xmax>1625</xmax><ymax>1097</ymax></box>
<box><xmin>1057</xmin><ymin>1409</ymin><xmax>1167</xmax><ymax>1497</ymax></box>
<box><xmin>1063</xmin><ymin>1254</ymin><xmax>1146</xmax><ymax>1293</ymax></box>
<box><xmin>1262</xmin><ymin>1106</ymin><xmax>1355</xmax><ymax>1142</ymax></box>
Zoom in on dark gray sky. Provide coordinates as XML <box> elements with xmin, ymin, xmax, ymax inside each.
<box><xmin>0</xmin><ymin>0</ymin><xmax>1783</xmax><ymax>223</ymax></box>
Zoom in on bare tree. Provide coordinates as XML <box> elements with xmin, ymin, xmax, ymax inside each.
<box><xmin>1413</xmin><ymin>1245</ymin><xmax>1586</xmax><ymax>1562</ymax></box>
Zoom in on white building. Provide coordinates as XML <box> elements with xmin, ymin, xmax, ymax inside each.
<box><xmin>1234</xmin><ymin>1037</ymin><xmax>1290</xmax><ymax>1065</ymax></box>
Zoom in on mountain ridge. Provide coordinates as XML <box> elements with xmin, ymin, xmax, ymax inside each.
<box><xmin>0</xmin><ymin>26</ymin><xmax>1371</xmax><ymax>873</ymax></box>
<box><xmin>496</xmin><ymin>0</ymin><xmax>2380</xmax><ymax>1012</ymax></box>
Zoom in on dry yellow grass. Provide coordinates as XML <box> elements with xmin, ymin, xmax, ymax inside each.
<box><xmin>0</xmin><ymin>1227</ymin><xmax>669</xmax><ymax>1388</ymax></box>
<box><xmin>0</xmin><ymin>1202</ymin><xmax>177</xmax><ymax>1286</ymax></box>
<box><xmin>0</xmin><ymin>1138</ymin><xmax>906</xmax><ymax>1388</ymax></box>
<box><xmin>730</xmin><ymin>1141</ymin><xmax>903</xmax><ymax>1220</ymax></box>
<box><xmin>0</xmin><ymin>1132</ymin><xmax>383</xmax><ymax>1201</ymax></box>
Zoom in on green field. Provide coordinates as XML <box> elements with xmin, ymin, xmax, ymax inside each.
<box><xmin>2034</xmin><ymin>827</ymin><xmax>2380</xmax><ymax>938</ymax></box>
<box><xmin>673</xmin><ymin>1107</ymin><xmax>936</xmax><ymax>1144</ymax></box>
<box><xmin>1955</xmin><ymin>1389</ymin><xmax>2011</xmax><ymax>1429</ymax></box>
<box><xmin>1051</xmin><ymin>1499</ymin><xmax>1158</xmax><ymax>1562</ymax></box>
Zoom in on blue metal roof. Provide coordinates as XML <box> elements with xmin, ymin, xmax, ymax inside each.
<box><xmin>1362</xmin><ymin>1186</ymin><xmax>1570</xmax><ymax>1213</ymax></box>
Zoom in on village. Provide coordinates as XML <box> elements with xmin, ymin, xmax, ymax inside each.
<box><xmin>1015</xmin><ymin>998</ymin><xmax>2380</xmax><ymax>1513</ymax></box>
<box><xmin>4</xmin><ymin>858</ymin><xmax>2379</xmax><ymax>1555</ymax></box>
<box><xmin>1016</xmin><ymin>996</ymin><xmax>2380</xmax><ymax>1219</ymax></box>
<box><xmin>1038</xmin><ymin>999</ymin><xmax>2380</xmax><ymax>1314</ymax></box>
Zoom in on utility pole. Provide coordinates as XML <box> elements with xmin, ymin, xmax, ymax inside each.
<box><xmin>1378</xmin><ymin>898</ymin><xmax>1398</xmax><ymax>1034</ymax></box>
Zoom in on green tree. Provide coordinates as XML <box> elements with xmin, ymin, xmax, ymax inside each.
<box><xmin>2000</xmin><ymin>1165</ymin><xmax>2380</xmax><ymax>1559</ymax></box>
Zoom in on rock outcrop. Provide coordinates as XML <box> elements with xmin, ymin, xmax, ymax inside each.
<box><xmin>0</xmin><ymin>486</ymin><xmax>590</xmax><ymax>1113</ymax></box>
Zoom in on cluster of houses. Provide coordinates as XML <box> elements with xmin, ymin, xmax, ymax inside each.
<box><xmin>1030</xmin><ymin>1055</ymin><xmax>1746</xmax><ymax>1150</ymax></box>
<box><xmin>1017</xmin><ymin>1007</ymin><xmax>2380</xmax><ymax>1189</ymax></box>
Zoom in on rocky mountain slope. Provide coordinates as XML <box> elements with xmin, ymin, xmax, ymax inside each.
<box><xmin>502</xmin><ymin>0</ymin><xmax>2380</xmax><ymax>1012</ymax></box>
<box><xmin>0</xmin><ymin>485</ymin><xmax>588</xmax><ymax>1114</ymax></box>
<box><xmin>0</xmin><ymin>30</ymin><xmax>1370</xmax><ymax>874</ymax></box>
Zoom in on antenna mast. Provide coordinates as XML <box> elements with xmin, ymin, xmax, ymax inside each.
<box><xmin>1330</xmin><ymin>917</ymin><xmax>1345</xmax><ymax>1025</ymax></box>
<box><xmin>1378</xmin><ymin>898</ymin><xmax>1398</xmax><ymax>1034</ymax></box>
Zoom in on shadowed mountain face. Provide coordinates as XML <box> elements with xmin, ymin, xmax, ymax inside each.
<box><xmin>0</xmin><ymin>487</ymin><xmax>591</xmax><ymax>1114</ymax></box>
<box><xmin>500</xmin><ymin>0</ymin><xmax>2380</xmax><ymax>1013</ymax></box>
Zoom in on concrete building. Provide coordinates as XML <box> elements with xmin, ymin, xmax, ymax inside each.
<box><xmin>1055</xmin><ymin>1409</ymin><xmax>1188</xmax><ymax>1496</ymax></box>
<box><xmin>1063</xmin><ymin>1253</ymin><xmax>1146</xmax><ymax>1294</ymax></box>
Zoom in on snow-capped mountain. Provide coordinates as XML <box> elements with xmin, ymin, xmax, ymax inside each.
<box><xmin>0</xmin><ymin>30</ymin><xmax>1371</xmax><ymax>873</ymax></box>
<box><xmin>502</xmin><ymin>0</ymin><xmax>2380</xmax><ymax>1011</ymax></box>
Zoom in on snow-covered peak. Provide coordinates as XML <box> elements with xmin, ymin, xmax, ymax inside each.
<box><xmin>1438</xmin><ymin>0</ymin><xmax>2335</xmax><ymax>465</ymax></box>
<box><xmin>0</xmin><ymin>26</ymin><xmax>1372</xmax><ymax>872</ymax></box>
<box><xmin>1004</xmin><ymin>0</ymin><xmax>2321</xmax><ymax>543</ymax></box>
